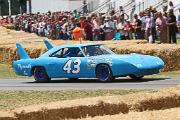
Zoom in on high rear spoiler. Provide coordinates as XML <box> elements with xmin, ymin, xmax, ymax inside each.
<box><xmin>16</xmin><ymin>42</ymin><xmax>30</xmax><ymax>59</ymax></box>
<box><xmin>16</xmin><ymin>40</ymin><xmax>53</xmax><ymax>59</ymax></box>
<box><xmin>43</xmin><ymin>40</ymin><xmax>53</xmax><ymax>50</ymax></box>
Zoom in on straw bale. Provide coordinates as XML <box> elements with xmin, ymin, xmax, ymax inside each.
<box><xmin>0</xmin><ymin>86</ymin><xmax>180</xmax><ymax>120</ymax></box>
<box><xmin>78</xmin><ymin>107</ymin><xmax>180</xmax><ymax>120</ymax></box>
<box><xmin>11</xmin><ymin>86</ymin><xmax>180</xmax><ymax>120</ymax></box>
<box><xmin>0</xmin><ymin>111</ymin><xmax>16</xmax><ymax>120</ymax></box>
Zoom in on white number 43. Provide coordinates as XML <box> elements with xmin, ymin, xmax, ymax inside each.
<box><xmin>63</xmin><ymin>59</ymin><xmax>81</xmax><ymax>74</ymax></box>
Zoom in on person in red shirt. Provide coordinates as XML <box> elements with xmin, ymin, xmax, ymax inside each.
<box><xmin>79</xmin><ymin>16</ymin><xmax>85</xmax><ymax>29</ymax></box>
<box><xmin>124</xmin><ymin>21</ymin><xmax>134</xmax><ymax>40</ymax></box>
<box><xmin>84</xmin><ymin>20</ymin><xmax>93</xmax><ymax>41</ymax></box>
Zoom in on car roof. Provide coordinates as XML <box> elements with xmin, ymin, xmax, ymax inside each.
<box><xmin>55</xmin><ymin>43</ymin><xmax>103</xmax><ymax>49</ymax></box>
<box><xmin>40</xmin><ymin>43</ymin><xmax>103</xmax><ymax>57</ymax></box>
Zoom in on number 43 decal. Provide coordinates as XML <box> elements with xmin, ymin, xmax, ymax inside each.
<box><xmin>63</xmin><ymin>59</ymin><xmax>81</xmax><ymax>74</ymax></box>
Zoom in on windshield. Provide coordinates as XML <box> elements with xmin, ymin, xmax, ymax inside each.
<box><xmin>82</xmin><ymin>45</ymin><xmax>114</xmax><ymax>57</ymax></box>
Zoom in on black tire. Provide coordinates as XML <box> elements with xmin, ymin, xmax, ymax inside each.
<box><xmin>96</xmin><ymin>64</ymin><xmax>114</xmax><ymax>82</ymax></box>
<box><xmin>129</xmin><ymin>75</ymin><xmax>144</xmax><ymax>80</ymax></box>
<box><xmin>68</xmin><ymin>78</ymin><xmax>79</xmax><ymax>81</ymax></box>
<box><xmin>33</xmin><ymin>67</ymin><xmax>51</xmax><ymax>83</ymax></box>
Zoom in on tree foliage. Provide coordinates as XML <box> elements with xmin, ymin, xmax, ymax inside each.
<box><xmin>0</xmin><ymin>0</ymin><xmax>26</xmax><ymax>16</ymax></box>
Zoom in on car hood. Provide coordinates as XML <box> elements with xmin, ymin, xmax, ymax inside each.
<box><xmin>98</xmin><ymin>53</ymin><xmax>164</xmax><ymax>69</ymax></box>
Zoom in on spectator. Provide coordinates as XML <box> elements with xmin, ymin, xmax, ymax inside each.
<box><xmin>93</xmin><ymin>17</ymin><xmax>101</xmax><ymax>40</ymax></box>
<box><xmin>3</xmin><ymin>3</ymin><xmax>177</xmax><ymax>44</ymax></box>
<box><xmin>168</xmin><ymin>1</ymin><xmax>174</xmax><ymax>12</ymax></box>
<box><xmin>167</xmin><ymin>9</ymin><xmax>177</xmax><ymax>44</ymax></box>
<box><xmin>79</xmin><ymin>16</ymin><xmax>85</xmax><ymax>29</ymax></box>
<box><xmin>117</xmin><ymin>18</ymin><xmax>126</xmax><ymax>40</ymax></box>
<box><xmin>124</xmin><ymin>21</ymin><xmax>134</xmax><ymax>40</ymax></box>
<box><xmin>72</xmin><ymin>22</ymin><xmax>85</xmax><ymax>43</ymax></box>
<box><xmin>177</xmin><ymin>8</ymin><xmax>180</xmax><ymax>34</ymax></box>
<box><xmin>55</xmin><ymin>21</ymin><xmax>62</xmax><ymax>39</ymax></box>
<box><xmin>84</xmin><ymin>20</ymin><xmax>93</xmax><ymax>41</ymax></box>
<box><xmin>156</xmin><ymin>12</ymin><xmax>167</xmax><ymax>43</ymax></box>
<box><xmin>117</xmin><ymin>6</ymin><xmax>129</xmax><ymax>21</ymax></box>
<box><xmin>133</xmin><ymin>14</ymin><xmax>143</xmax><ymax>39</ymax></box>
<box><xmin>103</xmin><ymin>17</ymin><xmax>115</xmax><ymax>40</ymax></box>
<box><xmin>139</xmin><ymin>12</ymin><xmax>146</xmax><ymax>39</ymax></box>
<box><xmin>145</xmin><ymin>11</ymin><xmax>156</xmax><ymax>43</ymax></box>
<box><xmin>82</xmin><ymin>0</ymin><xmax>88</xmax><ymax>15</ymax></box>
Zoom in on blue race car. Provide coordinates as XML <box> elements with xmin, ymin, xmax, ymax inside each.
<box><xmin>12</xmin><ymin>40</ymin><xmax>164</xmax><ymax>82</ymax></box>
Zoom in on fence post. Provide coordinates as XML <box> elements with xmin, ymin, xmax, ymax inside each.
<box><xmin>8</xmin><ymin>0</ymin><xmax>11</xmax><ymax>16</ymax></box>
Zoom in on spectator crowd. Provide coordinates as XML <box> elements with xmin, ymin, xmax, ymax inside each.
<box><xmin>0</xmin><ymin>1</ymin><xmax>180</xmax><ymax>44</ymax></box>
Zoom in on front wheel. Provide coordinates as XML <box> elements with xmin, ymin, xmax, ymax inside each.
<box><xmin>96</xmin><ymin>64</ymin><xmax>114</xmax><ymax>82</ymax></box>
<box><xmin>34</xmin><ymin>67</ymin><xmax>51</xmax><ymax>83</ymax></box>
<box><xmin>129</xmin><ymin>75</ymin><xmax>144</xmax><ymax>80</ymax></box>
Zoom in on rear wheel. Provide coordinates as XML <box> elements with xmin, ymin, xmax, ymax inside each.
<box><xmin>96</xmin><ymin>64</ymin><xmax>114</xmax><ymax>82</ymax></box>
<box><xmin>34</xmin><ymin>67</ymin><xmax>51</xmax><ymax>83</ymax></box>
<box><xmin>129</xmin><ymin>75</ymin><xmax>144</xmax><ymax>80</ymax></box>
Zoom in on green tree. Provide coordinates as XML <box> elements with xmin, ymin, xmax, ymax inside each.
<box><xmin>0</xmin><ymin>0</ymin><xmax>26</xmax><ymax>16</ymax></box>
<box><xmin>18</xmin><ymin>0</ymin><xmax>26</xmax><ymax>14</ymax></box>
<box><xmin>1</xmin><ymin>0</ymin><xmax>8</xmax><ymax>15</ymax></box>
<box><xmin>0</xmin><ymin>0</ymin><xmax>4</xmax><ymax>15</ymax></box>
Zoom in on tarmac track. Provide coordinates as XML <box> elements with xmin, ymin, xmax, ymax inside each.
<box><xmin>0</xmin><ymin>77</ymin><xmax>179</xmax><ymax>90</ymax></box>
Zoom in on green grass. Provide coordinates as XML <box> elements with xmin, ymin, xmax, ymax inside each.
<box><xmin>0</xmin><ymin>64</ymin><xmax>29</xmax><ymax>79</ymax></box>
<box><xmin>0</xmin><ymin>89</ymin><xmax>153</xmax><ymax>110</ymax></box>
<box><xmin>177</xmin><ymin>38</ymin><xmax>180</xmax><ymax>44</ymax></box>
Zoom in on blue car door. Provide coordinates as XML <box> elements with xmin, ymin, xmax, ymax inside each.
<box><xmin>49</xmin><ymin>47</ymin><xmax>94</xmax><ymax>78</ymax></box>
<box><xmin>62</xmin><ymin>57</ymin><xmax>88</xmax><ymax>78</ymax></box>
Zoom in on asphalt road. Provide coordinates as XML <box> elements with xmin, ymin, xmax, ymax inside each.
<box><xmin>0</xmin><ymin>77</ymin><xmax>179</xmax><ymax>90</ymax></box>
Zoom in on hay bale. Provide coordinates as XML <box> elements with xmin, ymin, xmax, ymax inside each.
<box><xmin>12</xmin><ymin>86</ymin><xmax>180</xmax><ymax>120</ymax></box>
<box><xmin>78</xmin><ymin>107</ymin><xmax>180</xmax><ymax>120</ymax></box>
<box><xmin>0</xmin><ymin>111</ymin><xmax>16</xmax><ymax>120</ymax></box>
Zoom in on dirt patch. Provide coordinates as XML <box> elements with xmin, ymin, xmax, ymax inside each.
<box><xmin>0</xmin><ymin>86</ymin><xmax>180</xmax><ymax>120</ymax></box>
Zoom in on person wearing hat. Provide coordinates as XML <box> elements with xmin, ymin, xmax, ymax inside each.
<box><xmin>103</xmin><ymin>16</ymin><xmax>115</xmax><ymax>40</ymax></box>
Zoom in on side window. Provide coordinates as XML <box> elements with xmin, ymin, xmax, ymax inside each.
<box><xmin>50</xmin><ymin>49</ymin><xmax>62</xmax><ymax>58</ymax></box>
<box><xmin>62</xmin><ymin>47</ymin><xmax>84</xmax><ymax>58</ymax></box>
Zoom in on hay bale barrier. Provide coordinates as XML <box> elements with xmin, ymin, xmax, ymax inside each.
<box><xmin>108</xmin><ymin>43</ymin><xmax>180</xmax><ymax>72</ymax></box>
<box><xmin>1</xmin><ymin>41</ymin><xmax>180</xmax><ymax>72</ymax></box>
<box><xmin>79</xmin><ymin>107</ymin><xmax>180</xmax><ymax>120</ymax></box>
<box><xmin>0</xmin><ymin>86</ymin><xmax>180</xmax><ymax>120</ymax></box>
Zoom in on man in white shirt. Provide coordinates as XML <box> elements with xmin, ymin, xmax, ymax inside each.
<box><xmin>103</xmin><ymin>17</ymin><xmax>115</xmax><ymax>40</ymax></box>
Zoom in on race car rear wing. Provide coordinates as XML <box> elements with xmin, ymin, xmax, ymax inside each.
<box><xmin>43</xmin><ymin>40</ymin><xmax>53</xmax><ymax>50</ymax></box>
<box><xmin>16</xmin><ymin>42</ymin><xmax>30</xmax><ymax>59</ymax></box>
<box><xmin>16</xmin><ymin>40</ymin><xmax>53</xmax><ymax>59</ymax></box>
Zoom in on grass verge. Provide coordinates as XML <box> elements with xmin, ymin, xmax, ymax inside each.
<box><xmin>0</xmin><ymin>89</ymin><xmax>152</xmax><ymax>110</ymax></box>
<box><xmin>0</xmin><ymin>64</ymin><xmax>29</xmax><ymax>79</ymax></box>
<box><xmin>177</xmin><ymin>38</ymin><xmax>180</xmax><ymax>44</ymax></box>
